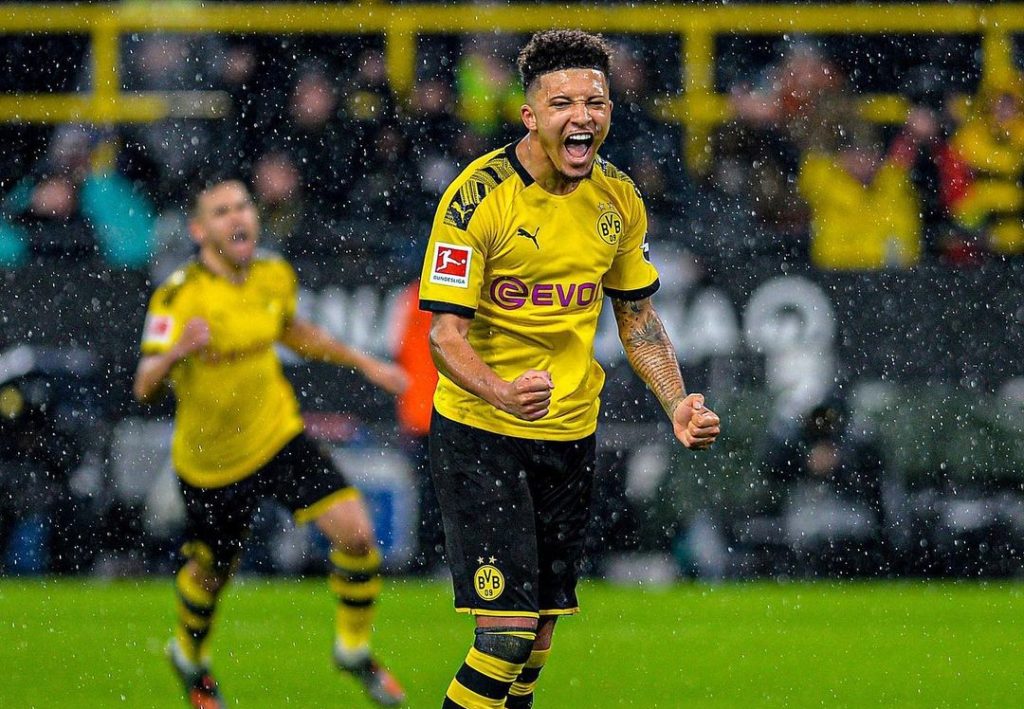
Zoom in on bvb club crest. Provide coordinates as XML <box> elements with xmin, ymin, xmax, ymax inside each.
<box><xmin>597</xmin><ymin>207</ymin><xmax>622</xmax><ymax>245</ymax></box>
<box><xmin>474</xmin><ymin>564</ymin><xmax>505</xmax><ymax>600</ymax></box>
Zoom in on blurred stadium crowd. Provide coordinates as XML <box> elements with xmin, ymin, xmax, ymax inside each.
<box><xmin>2</xmin><ymin>25</ymin><xmax>1024</xmax><ymax>580</ymax></box>
<box><xmin>3</xmin><ymin>32</ymin><xmax>1024</xmax><ymax>270</ymax></box>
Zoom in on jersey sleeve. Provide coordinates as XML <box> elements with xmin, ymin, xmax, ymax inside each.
<box><xmin>602</xmin><ymin>189</ymin><xmax>660</xmax><ymax>301</ymax></box>
<box><xmin>418</xmin><ymin>184</ymin><xmax>499</xmax><ymax>318</ymax></box>
<box><xmin>140</xmin><ymin>279</ymin><xmax>189</xmax><ymax>356</ymax></box>
<box><xmin>277</xmin><ymin>258</ymin><xmax>299</xmax><ymax>325</ymax></box>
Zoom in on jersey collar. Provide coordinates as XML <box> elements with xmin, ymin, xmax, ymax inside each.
<box><xmin>504</xmin><ymin>142</ymin><xmax>535</xmax><ymax>187</ymax></box>
<box><xmin>506</xmin><ymin>140</ymin><xmax>599</xmax><ymax>191</ymax></box>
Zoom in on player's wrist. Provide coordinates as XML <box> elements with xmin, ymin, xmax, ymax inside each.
<box><xmin>665</xmin><ymin>393</ymin><xmax>687</xmax><ymax>418</ymax></box>
<box><xmin>489</xmin><ymin>379</ymin><xmax>515</xmax><ymax>414</ymax></box>
<box><xmin>168</xmin><ymin>344</ymin><xmax>189</xmax><ymax>363</ymax></box>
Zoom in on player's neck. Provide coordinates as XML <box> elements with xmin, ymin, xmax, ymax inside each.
<box><xmin>516</xmin><ymin>135</ymin><xmax>582</xmax><ymax>196</ymax></box>
<box><xmin>200</xmin><ymin>248</ymin><xmax>249</xmax><ymax>284</ymax></box>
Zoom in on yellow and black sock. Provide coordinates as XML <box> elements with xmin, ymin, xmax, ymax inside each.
<box><xmin>174</xmin><ymin>566</ymin><xmax>217</xmax><ymax>665</ymax></box>
<box><xmin>443</xmin><ymin>627</ymin><xmax>536</xmax><ymax>709</ymax></box>
<box><xmin>329</xmin><ymin>548</ymin><xmax>383</xmax><ymax>658</ymax></box>
<box><xmin>506</xmin><ymin>647</ymin><xmax>551</xmax><ymax>708</ymax></box>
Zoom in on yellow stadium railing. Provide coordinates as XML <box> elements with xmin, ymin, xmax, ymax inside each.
<box><xmin>1</xmin><ymin>2</ymin><xmax>1022</xmax><ymax>168</ymax></box>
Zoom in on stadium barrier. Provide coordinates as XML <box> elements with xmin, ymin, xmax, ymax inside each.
<box><xmin>1</xmin><ymin>2</ymin><xmax>1023</xmax><ymax>166</ymax></box>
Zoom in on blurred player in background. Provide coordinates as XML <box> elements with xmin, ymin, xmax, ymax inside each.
<box><xmin>419</xmin><ymin>30</ymin><xmax>721</xmax><ymax>708</ymax></box>
<box><xmin>133</xmin><ymin>179</ymin><xmax>407</xmax><ymax>708</ymax></box>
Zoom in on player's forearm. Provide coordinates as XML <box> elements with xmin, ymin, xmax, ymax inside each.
<box><xmin>428</xmin><ymin>324</ymin><xmax>509</xmax><ymax>412</ymax></box>
<box><xmin>133</xmin><ymin>352</ymin><xmax>179</xmax><ymax>403</ymax></box>
<box><xmin>613</xmin><ymin>298</ymin><xmax>686</xmax><ymax>418</ymax></box>
<box><xmin>282</xmin><ymin>319</ymin><xmax>361</xmax><ymax>368</ymax></box>
<box><xmin>284</xmin><ymin>318</ymin><xmax>405</xmax><ymax>395</ymax></box>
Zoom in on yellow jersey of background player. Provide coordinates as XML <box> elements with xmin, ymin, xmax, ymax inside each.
<box><xmin>141</xmin><ymin>254</ymin><xmax>303</xmax><ymax>487</ymax></box>
<box><xmin>133</xmin><ymin>179</ymin><xmax>406</xmax><ymax>709</ymax></box>
<box><xmin>419</xmin><ymin>144</ymin><xmax>658</xmax><ymax>441</ymax></box>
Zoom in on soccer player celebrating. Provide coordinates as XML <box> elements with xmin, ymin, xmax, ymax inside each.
<box><xmin>419</xmin><ymin>30</ymin><xmax>721</xmax><ymax>708</ymax></box>
<box><xmin>133</xmin><ymin>178</ymin><xmax>407</xmax><ymax>708</ymax></box>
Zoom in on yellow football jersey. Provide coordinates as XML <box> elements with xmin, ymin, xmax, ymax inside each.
<box><xmin>140</xmin><ymin>253</ymin><xmax>304</xmax><ymax>487</ymax></box>
<box><xmin>419</xmin><ymin>144</ymin><xmax>660</xmax><ymax>441</ymax></box>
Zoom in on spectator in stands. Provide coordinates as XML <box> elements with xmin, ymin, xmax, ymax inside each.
<box><xmin>277</xmin><ymin>63</ymin><xmax>353</xmax><ymax>218</ymax></box>
<box><xmin>119</xmin><ymin>32</ymin><xmax>227</xmax><ymax>210</ymax></box>
<box><xmin>730</xmin><ymin>40</ymin><xmax>850</xmax><ymax>155</ymax></box>
<box><xmin>347</xmin><ymin>123</ymin><xmax>415</xmax><ymax>224</ymax></box>
<box><xmin>721</xmin><ymin>40</ymin><xmax>850</xmax><ymax>257</ymax></box>
<box><xmin>388</xmin><ymin>280</ymin><xmax>443</xmax><ymax>574</ymax></box>
<box><xmin>251</xmin><ymin>150</ymin><xmax>308</xmax><ymax>255</ymax></box>
<box><xmin>940</xmin><ymin>67</ymin><xmax>1024</xmax><ymax>258</ymax></box>
<box><xmin>406</xmin><ymin>80</ymin><xmax>464</xmax><ymax>220</ymax></box>
<box><xmin>344</xmin><ymin>49</ymin><xmax>400</xmax><ymax>134</ymax></box>
<box><xmin>687</xmin><ymin>131</ymin><xmax>783</xmax><ymax>273</ymax></box>
<box><xmin>14</xmin><ymin>172</ymin><xmax>98</xmax><ymax>260</ymax></box>
<box><xmin>342</xmin><ymin>49</ymin><xmax>405</xmax><ymax>213</ymax></box>
<box><xmin>454</xmin><ymin>36</ymin><xmax>522</xmax><ymax>140</ymax></box>
<box><xmin>600</xmin><ymin>42</ymin><xmax>688</xmax><ymax>220</ymax></box>
<box><xmin>343</xmin><ymin>49</ymin><xmax>422</xmax><ymax>228</ymax></box>
<box><xmin>1</xmin><ymin>126</ymin><xmax>155</xmax><ymax>269</ymax></box>
<box><xmin>894</xmin><ymin>70</ymin><xmax>974</xmax><ymax>267</ymax></box>
<box><xmin>797</xmin><ymin>112</ymin><xmax>936</xmax><ymax>270</ymax></box>
<box><xmin>212</xmin><ymin>41</ymin><xmax>279</xmax><ymax>178</ymax></box>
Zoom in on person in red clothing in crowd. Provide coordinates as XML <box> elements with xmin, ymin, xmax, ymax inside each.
<box><xmin>936</xmin><ymin>67</ymin><xmax>1024</xmax><ymax>262</ymax></box>
<box><xmin>388</xmin><ymin>280</ymin><xmax>444</xmax><ymax>574</ymax></box>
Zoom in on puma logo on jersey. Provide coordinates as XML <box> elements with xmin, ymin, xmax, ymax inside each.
<box><xmin>516</xmin><ymin>227</ymin><xmax>540</xmax><ymax>249</ymax></box>
<box><xmin>445</xmin><ymin>199</ymin><xmax>476</xmax><ymax>230</ymax></box>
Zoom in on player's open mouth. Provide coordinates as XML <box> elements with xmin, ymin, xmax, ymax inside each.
<box><xmin>563</xmin><ymin>132</ymin><xmax>594</xmax><ymax>163</ymax></box>
<box><xmin>230</xmin><ymin>229</ymin><xmax>252</xmax><ymax>243</ymax></box>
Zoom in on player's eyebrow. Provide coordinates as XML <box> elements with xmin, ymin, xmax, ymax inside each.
<box><xmin>547</xmin><ymin>92</ymin><xmax>606</xmax><ymax>104</ymax></box>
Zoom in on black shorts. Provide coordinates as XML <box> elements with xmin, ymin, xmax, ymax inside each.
<box><xmin>178</xmin><ymin>433</ymin><xmax>356</xmax><ymax>573</ymax></box>
<box><xmin>429</xmin><ymin>410</ymin><xmax>596</xmax><ymax>618</ymax></box>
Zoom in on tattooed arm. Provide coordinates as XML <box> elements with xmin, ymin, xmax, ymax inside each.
<box><xmin>611</xmin><ymin>297</ymin><xmax>685</xmax><ymax>416</ymax></box>
<box><xmin>611</xmin><ymin>297</ymin><xmax>720</xmax><ymax>450</ymax></box>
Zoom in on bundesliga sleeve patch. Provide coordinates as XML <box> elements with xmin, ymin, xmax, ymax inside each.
<box><xmin>430</xmin><ymin>243</ymin><xmax>473</xmax><ymax>288</ymax></box>
<box><xmin>142</xmin><ymin>314</ymin><xmax>174</xmax><ymax>346</ymax></box>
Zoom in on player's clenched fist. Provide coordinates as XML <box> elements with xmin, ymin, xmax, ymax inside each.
<box><xmin>500</xmin><ymin>369</ymin><xmax>554</xmax><ymax>421</ymax></box>
<box><xmin>672</xmin><ymin>393</ymin><xmax>720</xmax><ymax>450</ymax></box>
<box><xmin>172</xmin><ymin>317</ymin><xmax>212</xmax><ymax>359</ymax></box>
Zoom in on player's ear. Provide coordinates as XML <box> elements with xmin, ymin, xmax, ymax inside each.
<box><xmin>521</xmin><ymin>102</ymin><xmax>538</xmax><ymax>132</ymax></box>
<box><xmin>188</xmin><ymin>218</ymin><xmax>205</xmax><ymax>246</ymax></box>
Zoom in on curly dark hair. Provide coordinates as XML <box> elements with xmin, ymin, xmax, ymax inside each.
<box><xmin>517</xmin><ymin>30</ymin><xmax>612</xmax><ymax>92</ymax></box>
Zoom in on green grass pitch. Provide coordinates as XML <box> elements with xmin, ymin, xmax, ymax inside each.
<box><xmin>1</xmin><ymin>578</ymin><xmax>1021</xmax><ymax>707</ymax></box>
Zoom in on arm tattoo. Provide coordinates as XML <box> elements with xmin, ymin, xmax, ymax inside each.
<box><xmin>613</xmin><ymin>298</ymin><xmax>686</xmax><ymax>417</ymax></box>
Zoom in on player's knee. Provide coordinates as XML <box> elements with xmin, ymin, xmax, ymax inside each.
<box><xmin>317</xmin><ymin>499</ymin><xmax>376</xmax><ymax>556</ymax></box>
<box><xmin>474</xmin><ymin>626</ymin><xmax>537</xmax><ymax>666</ymax></box>
<box><xmin>335</xmin><ymin>532</ymin><xmax>375</xmax><ymax>558</ymax></box>
<box><xmin>185</xmin><ymin>560</ymin><xmax>227</xmax><ymax>595</ymax></box>
<box><xmin>534</xmin><ymin>616</ymin><xmax>557</xmax><ymax>649</ymax></box>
